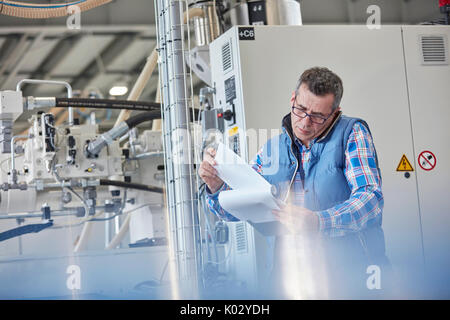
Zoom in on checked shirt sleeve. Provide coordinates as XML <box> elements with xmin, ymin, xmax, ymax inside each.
<box><xmin>205</xmin><ymin>146</ymin><xmax>264</xmax><ymax>222</ymax></box>
<box><xmin>205</xmin><ymin>182</ymin><xmax>239</xmax><ymax>222</ymax></box>
<box><xmin>316</xmin><ymin>122</ymin><xmax>384</xmax><ymax>237</ymax></box>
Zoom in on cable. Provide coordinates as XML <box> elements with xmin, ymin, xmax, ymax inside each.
<box><xmin>0</xmin><ymin>0</ymin><xmax>112</xmax><ymax>19</ymax></box>
<box><xmin>0</xmin><ymin>153</ymin><xmax>23</xmax><ymax>174</ymax></box>
<box><xmin>0</xmin><ymin>221</ymin><xmax>53</xmax><ymax>242</ymax></box>
<box><xmin>51</xmin><ymin>160</ymin><xmax>90</xmax><ymax>217</ymax></box>
<box><xmin>201</xmin><ymin>187</ymin><xmax>218</xmax><ymax>264</ymax></box>
<box><xmin>214</xmin><ymin>0</ymin><xmax>227</xmax><ymax>33</ymax></box>
<box><xmin>205</xmin><ymin>227</ymin><xmax>233</xmax><ymax>265</ymax></box>
<box><xmin>55</xmin><ymin>97</ymin><xmax>161</xmax><ymax>112</ymax></box>
<box><xmin>52</xmin><ymin>187</ymin><xmax>127</xmax><ymax>228</ymax></box>
<box><xmin>89</xmin><ymin>203</ymin><xmax>151</xmax><ymax>222</ymax></box>
<box><xmin>0</xmin><ymin>0</ymin><xmax>86</xmax><ymax>9</ymax></box>
<box><xmin>44</xmin><ymin>116</ymin><xmax>58</xmax><ymax>151</ymax></box>
<box><xmin>199</xmin><ymin>183</ymin><xmax>233</xmax><ymax>266</ymax></box>
<box><xmin>67</xmin><ymin>186</ymin><xmax>89</xmax><ymax>213</ymax></box>
<box><xmin>99</xmin><ymin>179</ymin><xmax>164</xmax><ymax>194</ymax></box>
<box><xmin>85</xmin><ymin>110</ymin><xmax>163</xmax><ymax>157</ymax></box>
<box><xmin>51</xmin><ymin>210</ymin><xmax>104</xmax><ymax>229</ymax></box>
<box><xmin>54</xmin><ymin>203</ymin><xmax>156</xmax><ymax>228</ymax></box>
<box><xmin>122</xmin><ymin>108</ymin><xmax>199</xmax><ymax>129</ymax></box>
<box><xmin>124</xmin><ymin>110</ymin><xmax>163</xmax><ymax>128</ymax></box>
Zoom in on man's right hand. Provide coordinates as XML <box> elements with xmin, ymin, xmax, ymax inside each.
<box><xmin>198</xmin><ymin>147</ymin><xmax>224</xmax><ymax>194</ymax></box>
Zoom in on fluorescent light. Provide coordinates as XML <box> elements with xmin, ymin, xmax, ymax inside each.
<box><xmin>109</xmin><ymin>85</ymin><xmax>128</xmax><ymax>96</ymax></box>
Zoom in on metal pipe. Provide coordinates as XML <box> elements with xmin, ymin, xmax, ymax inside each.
<box><xmin>86</xmin><ymin>122</ymin><xmax>130</xmax><ymax>157</ymax></box>
<box><xmin>105</xmin><ymin>214</ymin><xmax>130</xmax><ymax>249</ymax></box>
<box><xmin>9</xmin><ymin>134</ymin><xmax>31</xmax><ymax>184</ymax></box>
<box><xmin>24</xmin><ymin>97</ymin><xmax>56</xmax><ymax>110</ymax></box>
<box><xmin>16</xmin><ymin>79</ymin><xmax>74</xmax><ymax>125</ymax></box>
<box><xmin>114</xmin><ymin>48</ymin><xmax>159</xmax><ymax>127</ymax></box>
<box><xmin>156</xmin><ymin>0</ymin><xmax>201</xmax><ymax>297</ymax></box>
<box><xmin>86</xmin><ymin>110</ymin><xmax>161</xmax><ymax>157</ymax></box>
<box><xmin>10</xmin><ymin>135</ymin><xmax>27</xmax><ymax>173</ymax></box>
<box><xmin>0</xmin><ymin>207</ymin><xmax>86</xmax><ymax>220</ymax></box>
<box><xmin>104</xmin><ymin>212</ymin><xmax>111</xmax><ymax>247</ymax></box>
<box><xmin>119</xmin><ymin>132</ymin><xmax>129</xmax><ymax>143</ymax></box>
<box><xmin>132</xmin><ymin>151</ymin><xmax>164</xmax><ymax>160</ymax></box>
<box><xmin>73</xmin><ymin>220</ymin><xmax>94</xmax><ymax>252</ymax></box>
<box><xmin>27</xmin><ymin>179</ymin><xmax>100</xmax><ymax>190</ymax></box>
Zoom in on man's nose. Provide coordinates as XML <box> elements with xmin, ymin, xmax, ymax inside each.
<box><xmin>301</xmin><ymin>114</ymin><xmax>312</xmax><ymax>126</ymax></box>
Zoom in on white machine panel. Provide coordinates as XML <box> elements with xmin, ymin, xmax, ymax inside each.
<box><xmin>402</xmin><ymin>26</ymin><xmax>450</xmax><ymax>290</ymax></box>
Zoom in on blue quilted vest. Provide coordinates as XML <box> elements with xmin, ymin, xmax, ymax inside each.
<box><xmin>259</xmin><ymin>113</ymin><xmax>388</xmax><ymax>291</ymax></box>
<box><xmin>260</xmin><ymin>113</ymin><xmax>368</xmax><ymax>210</ymax></box>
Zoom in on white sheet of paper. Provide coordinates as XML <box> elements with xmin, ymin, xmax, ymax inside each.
<box><xmin>214</xmin><ymin>143</ymin><xmax>282</xmax><ymax>223</ymax></box>
<box><xmin>214</xmin><ymin>142</ymin><xmax>263</xmax><ymax>190</ymax></box>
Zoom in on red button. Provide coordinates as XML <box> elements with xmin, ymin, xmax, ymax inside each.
<box><xmin>217</xmin><ymin>113</ymin><xmax>223</xmax><ymax>118</ymax></box>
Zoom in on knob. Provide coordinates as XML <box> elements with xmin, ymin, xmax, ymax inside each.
<box><xmin>223</xmin><ymin>109</ymin><xmax>234</xmax><ymax>121</ymax></box>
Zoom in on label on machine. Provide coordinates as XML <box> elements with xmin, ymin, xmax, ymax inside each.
<box><xmin>418</xmin><ymin>150</ymin><xmax>437</xmax><ymax>171</ymax></box>
<box><xmin>238</xmin><ymin>27</ymin><xmax>256</xmax><ymax>40</ymax></box>
<box><xmin>225</xmin><ymin>76</ymin><xmax>237</xmax><ymax>103</ymax></box>
<box><xmin>396</xmin><ymin>154</ymin><xmax>414</xmax><ymax>172</ymax></box>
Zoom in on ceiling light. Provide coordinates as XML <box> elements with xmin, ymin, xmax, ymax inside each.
<box><xmin>109</xmin><ymin>85</ymin><xmax>128</xmax><ymax>96</ymax></box>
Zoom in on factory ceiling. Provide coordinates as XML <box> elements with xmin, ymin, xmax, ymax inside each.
<box><xmin>0</xmin><ymin>0</ymin><xmax>444</xmax><ymax>133</ymax></box>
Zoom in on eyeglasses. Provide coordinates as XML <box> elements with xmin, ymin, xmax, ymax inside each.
<box><xmin>291</xmin><ymin>100</ymin><xmax>334</xmax><ymax>125</ymax></box>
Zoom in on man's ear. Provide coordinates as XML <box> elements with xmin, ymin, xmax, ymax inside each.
<box><xmin>290</xmin><ymin>91</ymin><xmax>296</xmax><ymax>104</ymax></box>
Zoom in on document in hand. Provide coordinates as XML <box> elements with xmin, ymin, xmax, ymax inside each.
<box><xmin>214</xmin><ymin>143</ymin><xmax>283</xmax><ymax>224</ymax></box>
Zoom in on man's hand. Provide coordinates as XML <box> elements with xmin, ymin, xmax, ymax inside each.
<box><xmin>198</xmin><ymin>147</ymin><xmax>224</xmax><ymax>194</ymax></box>
<box><xmin>273</xmin><ymin>203</ymin><xmax>319</xmax><ymax>235</ymax></box>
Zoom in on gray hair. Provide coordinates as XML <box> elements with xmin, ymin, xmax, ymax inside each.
<box><xmin>295</xmin><ymin>67</ymin><xmax>344</xmax><ymax>111</ymax></box>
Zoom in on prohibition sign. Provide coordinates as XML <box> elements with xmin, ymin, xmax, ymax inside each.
<box><xmin>418</xmin><ymin>150</ymin><xmax>436</xmax><ymax>171</ymax></box>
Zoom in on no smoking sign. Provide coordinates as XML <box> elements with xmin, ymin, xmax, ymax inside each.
<box><xmin>418</xmin><ymin>150</ymin><xmax>436</xmax><ymax>171</ymax></box>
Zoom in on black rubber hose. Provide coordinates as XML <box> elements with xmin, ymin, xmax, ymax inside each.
<box><xmin>55</xmin><ymin>97</ymin><xmax>161</xmax><ymax>112</ymax></box>
<box><xmin>99</xmin><ymin>179</ymin><xmax>164</xmax><ymax>194</ymax></box>
<box><xmin>125</xmin><ymin>109</ymin><xmax>200</xmax><ymax>128</ymax></box>
<box><xmin>54</xmin><ymin>98</ymin><xmax>200</xmax><ymax>122</ymax></box>
<box><xmin>125</xmin><ymin>110</ymin><xmax>162</xmax><ymax>128</ymax></box>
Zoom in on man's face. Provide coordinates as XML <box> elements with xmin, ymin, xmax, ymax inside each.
<box><xmin>291</xmin><ymin>83</ymin><xmax>339</xmax><ymax>147</ymax></box>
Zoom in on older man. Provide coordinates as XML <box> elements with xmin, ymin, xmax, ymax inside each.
<box><xmin>199</xmin><ymin>67</ymin><xmax>389</xmax><ymax>298</ymax></box>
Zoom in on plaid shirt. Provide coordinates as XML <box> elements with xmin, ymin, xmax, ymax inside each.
<box><xmin>292</xmin><ymin>122</ymin><xmax>383</xmax><ymax>237</ymax></box>
<box><xmin>206</xmin><ymin>122</ymin><xmax>383</xmax><ymax>237</ymax></box>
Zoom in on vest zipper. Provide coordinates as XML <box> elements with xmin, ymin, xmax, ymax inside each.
<box><xmin>284</xmin><ymin>138</ymin><xmax>299</xmax><ymax>203</ymax></box>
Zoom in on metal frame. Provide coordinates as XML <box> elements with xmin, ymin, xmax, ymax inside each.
<box><xmin>155</xmin><ymin>0</ymin><xmax>202</xmax><ymax>298</ymax></box>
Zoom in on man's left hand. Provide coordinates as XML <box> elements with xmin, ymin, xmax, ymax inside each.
<box><xmin>273</xmin><ymin>204</ymin><xmax>319</xmax><ymax>235</ymax></box>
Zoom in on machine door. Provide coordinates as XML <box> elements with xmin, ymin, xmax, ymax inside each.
<box><xmin>402</xmin><ymin>26</ymin><xmax>450</xmax><ymax>294</ymax></box>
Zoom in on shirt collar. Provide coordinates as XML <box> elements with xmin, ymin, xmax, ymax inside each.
<box><xmin>316</xmin><ymin>111</ymin><xmax>342</xmax><ymax>143</ymax></box>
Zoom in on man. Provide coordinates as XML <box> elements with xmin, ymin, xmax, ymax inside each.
<box><xmin>199</xmin><ymin>67</ymin><xmax>389</xmax><ymax>298</ymax></box>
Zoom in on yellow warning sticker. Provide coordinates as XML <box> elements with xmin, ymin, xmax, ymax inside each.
<box><xmin>228</xmin><ymin>126</ymin><xmax>239</xmax><ymax>137</ymax></box>
<box><xmin>396</xmin><ymin>154</ymin><xmax>414</xmax><ymax>172</ymax></box>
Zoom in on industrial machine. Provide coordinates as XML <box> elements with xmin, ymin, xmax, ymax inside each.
<box><xmin>0</xmin><ymin>80</ymin><xmax>170</xmax><ymax>299</ymax></box>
